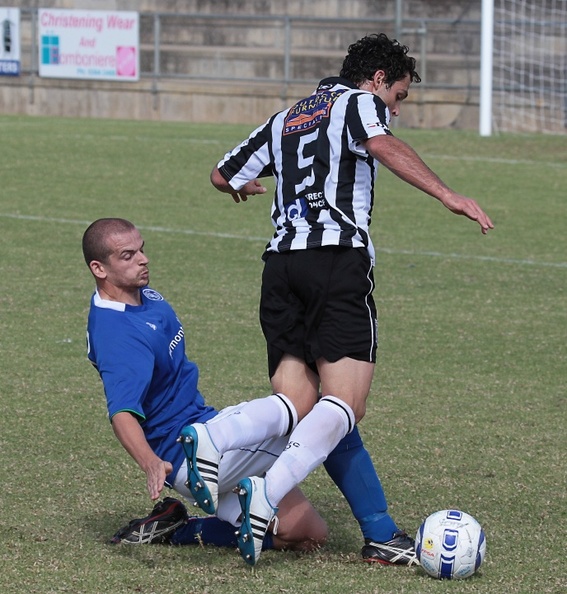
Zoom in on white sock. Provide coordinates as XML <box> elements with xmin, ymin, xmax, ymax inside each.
<box><xmin>264</xmin><ymin>395</ymin><xmax>355</xmax><ymax>506</ymax></box>
<box><xmin>205</xmin><ymin>393</ymin><xmax>297</xmax><ymax>454</ymax></box>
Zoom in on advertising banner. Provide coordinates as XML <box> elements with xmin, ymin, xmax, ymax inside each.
<box><xmin>38</xmin><ymin>9</ymin><xmax>139</xmax><ymax>81</ymax></box>
<box><xmin>0</xmin><ymin>7</ymin><xmax>20</xmax><ymax>76</ymax></box>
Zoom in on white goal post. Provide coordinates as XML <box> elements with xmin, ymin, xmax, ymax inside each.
<box><xmin>481</xmin><ymin>0</ymin><xmax>567</xmax><ymax>135</ymax></box>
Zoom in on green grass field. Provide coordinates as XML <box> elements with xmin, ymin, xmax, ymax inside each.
<box><xmin>0</xmin><ymin>115</ymin><xmax>565</xmax><ymax>594</ymax></box>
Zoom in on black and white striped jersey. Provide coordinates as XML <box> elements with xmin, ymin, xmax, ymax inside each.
<box><xmin>217</xmin><ymin>76</ymin><xmax>393</xmax><ymax>261</ymax></box>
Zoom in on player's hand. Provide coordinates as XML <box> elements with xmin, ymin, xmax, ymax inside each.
<box><xmin>145</xmin><ymin>458</ymin><xmax>173</xmax><ymax>501</ymax></box>
<box><xmin>230</xmin><ymin>179</ymin><xmax>267</xmax><ymax>203</ymax></box>
<box><xmin>442</xmin><ymin>193</ymin><xmax>494</xmax><ymax>235</ymax></box>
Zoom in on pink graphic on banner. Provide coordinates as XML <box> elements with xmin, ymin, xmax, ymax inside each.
<box><xmin>116</xmin><ymin>46</ymin><xmax>136</xmax><ymax>77</ymax></box>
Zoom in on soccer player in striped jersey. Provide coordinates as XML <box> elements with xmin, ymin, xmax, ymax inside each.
<box><xmin>185</xmin><ymin>33</ymin><xmax>493</xmax><ymax>567</ymax></box>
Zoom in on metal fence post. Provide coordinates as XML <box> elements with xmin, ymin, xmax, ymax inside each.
<box><xmin>28</xmin><ymin>7</ymin><xmax>36</xmax><ymax>105</ymax></box>
<box><xmin>281</xmin><ymin>15</ymin><xmax>291</xmax><ymax>107</ymax></box>
<box><xmin>152</xmin><ymin>12</ymin><xmax>161</xmax><ymax>111</ymax></box>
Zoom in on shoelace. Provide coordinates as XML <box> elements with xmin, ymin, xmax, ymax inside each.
<box><xmin>270</xmin><ymin>514</ymin><xmax>280</xmax><ymax>535</ymax></box>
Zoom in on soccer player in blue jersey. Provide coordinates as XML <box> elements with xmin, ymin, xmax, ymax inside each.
<box><xmin>84</xmin><ymin>217</ymin><xmax>326</xmax><ymax>551</ymax></box>
<box><xmin>184</xmin><ymin>33</ymin><xmax>493</xmax><ymax>566</ymax></box>
<box><xmin>84</xmin><ymin>217</ymin><xmax>415</xmax><ymax>563</ymax></box>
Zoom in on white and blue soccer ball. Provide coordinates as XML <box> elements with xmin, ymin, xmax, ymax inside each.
<box><xmin>415</xmin><ymin>509</ymin><xmax>486</xmax><ymax>580</ymax></box>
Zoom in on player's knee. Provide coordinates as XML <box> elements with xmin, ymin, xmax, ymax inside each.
<box><xmin>273</xmin><ymin>514</ymin><xmax>328</xmax><ymax>552</ymax></box>
<box><xmin>278</xmin><ymin>391</ymin><xmax>318</xmax><ymax>421</ymax></box>
<box><xmin>307</xmin><ymin>515</ymin><xmax>328</xmax><ymax>548</ymax></box>
<box><xmin>272</xmin><ymin>490</ymin><xmax>329</xmax><ymax>552</ymax></box>
<box><xmin>295</xmin><ymin>508</ymin><xmax>328</xmax><ymax>550</ymax></box>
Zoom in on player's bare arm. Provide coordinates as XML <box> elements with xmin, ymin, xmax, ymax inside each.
<box><xmin>364</xmin><ymin>135</ymin><xmax>494</xmax><ymax>234</ymax></box>
<box><xmin>210</xmin><ymin>166</ymin><xmax>267</xmax><ymax>203</ymax></box>
<box><xmin>111</xmin><ymin>411</ymin><xmax>173</xmax><ymax>500</ymax></box>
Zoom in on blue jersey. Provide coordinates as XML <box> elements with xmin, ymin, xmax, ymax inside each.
<box><xmin>86</xmin><ymin>287</ymin><xmax>217</xmax><ymax>485</ymax></box>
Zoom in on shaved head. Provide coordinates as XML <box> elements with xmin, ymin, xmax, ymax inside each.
<box><xmin>82</xmin><ymin>218</ymin><xmax>137</xmax><ymax>266</ymax></box>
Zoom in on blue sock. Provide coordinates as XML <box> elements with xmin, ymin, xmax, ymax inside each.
<box><xmin>324</xmin><ymin>426</ymin><xmax>399</xmax><ymax>543</ymax></box>
<box><xmin>170</xmin><ymin>516</ymin><xmax>237</xmax><ymax>547</ymax></box>
<box><xmin>169</xmin><ymin>516</ymin><xmax>275</xmax><ymax>550</ymax></box>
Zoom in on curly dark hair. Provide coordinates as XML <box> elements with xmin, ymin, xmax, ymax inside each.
<box><xmin>339</xmin><ymin>33</ymin><xmax>421</xmax><ymax>87</ymax></box>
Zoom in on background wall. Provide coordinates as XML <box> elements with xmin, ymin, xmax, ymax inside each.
<box><xmin>1</xmin><ymin>1</ymin><xmax>486</xmax><ymax>128</ymax></box>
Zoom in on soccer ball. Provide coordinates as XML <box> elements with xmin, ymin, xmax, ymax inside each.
<box><xmin>415</xmin><ymin>509</ymin><xmax>486</xmax><ymax>580</ymax></box>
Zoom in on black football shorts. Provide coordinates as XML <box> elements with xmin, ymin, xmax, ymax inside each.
<box><xmin>260</xmin><ymin>246</ymin><xmax>378</xmax><ymax>378</ymax></box>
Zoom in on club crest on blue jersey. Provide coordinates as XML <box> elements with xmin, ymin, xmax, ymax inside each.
<box><xmin>142</xmin><ymin>288</ymin><xmax>164</xmax><ymax>301</ymax></box>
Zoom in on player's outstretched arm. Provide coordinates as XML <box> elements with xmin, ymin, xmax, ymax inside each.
<box><xmin>111</xmin><ymin>411</ymin><xmax>173</xmax><ymax>500</ymax></box>
<box><xmin>364</xmin><ymin>135</ymin><xmax>494</xmax><ymax>234</ymax></box>
<box><xmin>210</xmin><ymin>166</ymin><xmax>267</xmax><ymax>204</ymax></box>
